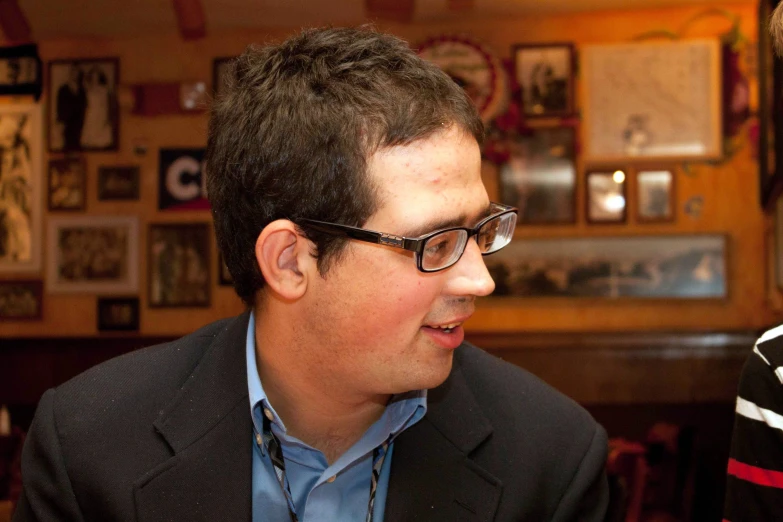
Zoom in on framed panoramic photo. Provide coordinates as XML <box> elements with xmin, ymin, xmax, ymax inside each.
<box><xmin>484</xmin><ymin>234</ymin><xmax>727</xmax><ymax>299</ymax></box>
<box><xmin>97</xmin><ymin>297</ymin><xmax>139</xmax><ymax>331</ymax></box>
<box><xmin>0</xmin><ymin>280</ymin><xmax>42</xmax><ymax>320</ymax></box>
<box><xmin>586</xmin><ymin>169</ymin><xmax>628</xmax><ymax>224</ymax></box>
<box><xmin>98</xmin><ymin>165</ymin><xmax>140</xmax><ymax>201</ymax></box>
<box><xmin>636</xmin><ymin>168</ymin><xmax>675</xmax><ymax>222</ymax></box>
<box><xmin>498</xmin><ymin>127</ymin><xmax>576</xmax><ymax>225</ymax></box>
<box><xmin>513</xmin><ymin>43</ymin><xmax>575</xmax><ymax>118</ymax></box>
<box><xmin>0</xmin><ymin>103</ymin><xmax>42</xmax><ymax>273</ymax></box>
<box><xmin>46</xmin><ymin>215</ymin><xmax>139</xmax><ymax>293</ymax></box>
<box><xmin>48</xmin><ymin>58</ymin><xmax>119</xmax><ymax>152</ymax></box>
<box><xmin>48</xmin><ymin>156</ymin><xmax>86</xmax><ymax>211</ymax></box>
<box><xmin>149</xmin><ymin>223</ymin><xmax>211</xmax><ymax>307</ymax></box>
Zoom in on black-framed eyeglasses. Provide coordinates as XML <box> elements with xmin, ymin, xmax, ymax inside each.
<box><xmin>297</xmin><ymin>202</ymin><xmax>518</xmax><ymax>273</ymax></box>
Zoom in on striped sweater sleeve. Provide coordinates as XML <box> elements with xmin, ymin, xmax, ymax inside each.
<box><xmin>725</xmin><ymin>325</ymin><xmax>783</xmax><ymax>522</ymax></box>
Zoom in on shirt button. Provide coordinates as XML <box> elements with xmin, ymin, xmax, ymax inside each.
<box><xmin>263</xmin><ymin>408</ymin><xmax>274</xmax><ymax>421</ymax></box>
<box><xmin>327</xmin><ymin>475</ymin><xmax>337</xmax><ymax>483</ymax></box>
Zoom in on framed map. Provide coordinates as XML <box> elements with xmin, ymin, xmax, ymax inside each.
<box><xmin>582</xmin><ymin>40</ymin><xmax>722</xmax><ymax>162</ymax></box>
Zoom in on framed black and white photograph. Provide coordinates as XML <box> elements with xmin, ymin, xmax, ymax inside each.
<box><xmin>513</xmin><ymin>43</ymin><xmax>575</xmax><ymax>118</ymax></box>
<box><xmin>586</xmin><ymin>169</ymin><xmax>627</xmax><ymax>224</ymax></box>
<box><xmin>149</xmin><ymin>223</ymin><xmax>211</xmax><ymax>307</ymax></box>
<box><xmin>46</xmin><ymin>215</ymin><xmax>139</xmax><ymax>293</ymax></box>
<box><xmin>98</xmin><ymin>165</ymin><xmax>140</xmax><ymax>201</ymax></box>
<box><xmin>218</xmin><ymin>251</ymin><xmax>233</xmax><ymax>286</ymax></box>
<box><xmin>637</xmin><ymin>168</ymin><xmax>675</xmax><ymax>222</ymax></box>
<box><xmin>0</xmin><ymin>103</ymin><xmax>42</xmax><ymax>273</ymax></box>
<box><xmin>485</xmin><ymin>234</ymin><xmax>727</xmax><ymax>299</ymax></box>
<box><xmin>498</xmin><ymin>127</ymin><xmax>576</xmax><ymax>225</ymax></box>
<box><xmin>0</xmin><ymin>280</ymin><xmax>42</xmax><ymax>320</ymax></box>
<box><xmin>97</xmin><ymin>297</ymin><xmax>139</xmax><ymax>332</ymax></box>
<box><xmin>212</xmin><ymin>57</ymin><xmax>235</xmax><ymax>97</ymax></box>
<box><xmin>48</xmin><ymin>157</ymin><xmax>86</xmax><ymax>211</ymax></box>
<box><xmin>0</xmin><ymin>44</ymin><xmax>42</xmax><ymax>99</ymax></box>
<box><xmin>48</xmin><ymin>58</ymin><xmax>119</xmax><ymax>152</ymax></box>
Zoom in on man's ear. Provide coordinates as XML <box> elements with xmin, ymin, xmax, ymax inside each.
<box><xmin>255</xmin><ymin>220</ymin><xmax>313</xmax><ymax>300</ymax></box>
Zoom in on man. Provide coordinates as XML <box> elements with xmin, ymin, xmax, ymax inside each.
<box><xmin>55</xmin><ymin>64</ymin><xmax>86</xmax><ymax>151</ymax></box>
<box><xmin>15</xmin><ymin>27</ymin><xmax>608</xmax><ymax>521</ymax></box>
<box><xmin>724</xmin><ymin>5</ymin><xmax>783</xmax><ymax>521</ymax></box>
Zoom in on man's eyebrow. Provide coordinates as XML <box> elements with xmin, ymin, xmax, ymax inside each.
<box><xmin>402</xmin><ymin>202</ymin><xmax>493</xmax><ymax>238</ymax></box>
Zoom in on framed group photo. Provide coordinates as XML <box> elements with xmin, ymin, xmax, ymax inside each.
<box><xmin>46</xmin><ymin>215</ymin><xmax>139</xmax><ymax>293</ymax></box>
<box><xmin>97</xmin><ymin>297</ymin><xmax>139</xmax><ymax>331</ymax></box>
<box><xmin>0</xmin><ymin>103</ymin><xmax>43</xmax><ymax>273</ymax></box>
<box><xmin>513</xmin><ymin>43</ymin><xmax>575</xmax><ymax>118</ymax></box>
<box><xmin>48</xmin><ymin>156</ymin><xmax>86</xmax><ymax>211</ymax></box>
<box><xmin>0</xmin><ymin>280</ymin><xmax>42</xmax><ymax>320</ymax></box>
<box><xmin>149</xmin><ymin>223</ymin><xmax>211</xmax><ymax>307</ymax></box>
<box><xmin>48</xmin><ymin>58</ymin><xmax>119</xmax><ymax>152</ymax></box>
<box><xmin>586</xmin><ymin>169</ymin><xmax>628</xmax><ymax>224</ymax></box>
<box><xmin>98</xmin><ymin>165</ymin><xmax>140</xmax><ymax>201</ymax></box>
<box><xmin>498</xmin><ymin>127</ymin><xmax>576</xmax><ymax>225</ymax></box>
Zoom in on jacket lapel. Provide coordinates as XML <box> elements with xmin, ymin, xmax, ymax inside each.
<box><xmin>134</xmin><ymin>312</ymin><xmax>253</xmax><ymax>522</ymax></box>
<box><xmin>385</xmin><ymin>348</ymin><xmax>502</xmax><ymax>522</ymax></box>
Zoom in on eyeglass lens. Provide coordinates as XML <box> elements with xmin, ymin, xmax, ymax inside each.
<box><xmin>420</xmin><ymin>212</ymin><xmax>516</xmax><ymax>271</ymax></box>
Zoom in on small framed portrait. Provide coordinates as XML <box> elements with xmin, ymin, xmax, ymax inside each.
<box><xmin>48</xmin><ymin>156</ymin><xmax>86</xmax><ymax>211</ymax></box>
<box><xmin>47</xmin><ymin>215</ymin><xmax>139</xmax><ymax>293</ymax></box>
<box><xmin>149</xmin><ymin>223</ymin><xmax>211</xmax><ymax>308</ymax></box>
<box><xmin>48</xmin><ymin>58</ymin><xmax>119</xmax><ymax>152</ymax></box>
<box><xmin>0</xmin><ymin>280</ymin><xmax>42</xmax><ymax>320</ymax></box>
<box><xmin>636</xmin><ymin>168</ymin><xmax>675</xmax><ymax>222</ymax></box>
<box><xmin>98</xmin><ymin>165</ymin><xmax>140</xmax><ymax>201</ymax></box>
<box><xmin>513</xmin><ymin>43</ymin><xmax>575</xmax><ymax>118</ymax></box>
<box><xmin>212</xmin><ymin>57</ymin><xmax>235</xmax><ymax>97</ymax></box>
<box><xmin>97</xmin><ymin>297</ymin><xmax>139</xmax><ymax>332</ymax></box>
<box><xmin>586</xmin><ymin>169</ymin><xmax>628</xmax><ymax>224</ymax></box>
<box><xmin>498</xmin><ymin>127</ymin><xmax>576</xmax><ymax>225</ymax></box>
<box><xmin>218</xmin><ymin>251</ymin><xmax>233</xmax><ymax>286</ymax></box>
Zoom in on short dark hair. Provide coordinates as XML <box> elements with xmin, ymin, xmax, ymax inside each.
<box><xmin>773</xmin><ymin>2</ymin><xmax>783</xmax><ymax>55</ymax></box>
<box><xmin>206</xmin><ymin>26</ymin><xmax>484</xmax><ymax>306</ymax></box>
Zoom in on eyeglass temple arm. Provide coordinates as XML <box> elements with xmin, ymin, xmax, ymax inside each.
<box><xmin>297</xmin><ymin>219</ymin><xmax>422</xmax><ymax>252</ymax></box>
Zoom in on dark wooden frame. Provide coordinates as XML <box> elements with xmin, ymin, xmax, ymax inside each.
<box><xmin>47</xmin><ymin>156</ymin><xmax>86</xmax><ymax>211</ymax></box>
<box><xmin>148</xmin><ymin>223</ymin><xmax>211</xmax><ymax>308</ymax></box>
<box><xmin>512</xmin><ymin>42</ymin><xmax>576</xmax><ymax>118</ymax></box>
<box><xmin>47</xmin><ymin>57</ymin><xmax>120</xmax><ymax>153</ymax></box>
<box><xmin>635</xmin><ymin>166</ymin><xmax>676</xmax><ymax>223</ymax></box>
<box><xmin>97</xmin><ymin>297</ymin><xmax>140</xmax><ymax>332</ymax></box>
<box><xmin>586</xmin><ymin>169</ymin><xmax>628</xmax><ymax>224</ymax></box>
<box><xmin>97</xmin><ymin>165</ymin><xmax>140</xmax><ymax>201</ymax></box>
<box><xmin>760</xmin><ymin>0</ymin><xmax>783</xmax><ymax>211</ymax></box>
<box><xmin>0</xmin><ymin>280</ymin><xmax>43</xmax><ymax>320</ymax></box>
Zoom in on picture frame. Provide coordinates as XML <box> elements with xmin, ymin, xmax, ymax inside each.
<box><xmin>586</xmin><ymin>169</ymin><xmax>628</xmax><ymax>224</ymax></box>
<box><xmin>0</xmin><ymin>102</ymin><xmax>43</xmax><ymax>273</ymax></box>
<box><xmin>148</xmin><ymin>223</ymin><xmax>211</xmax><ymax>308</ymax></box>
<box><xmin>759</xmin><ymin>0</ymin><xmax>783</xmax><ymax>211</ymax></box>
<box><xmin>484</xmin><ymin>234</ymin><xmax>727</xmax><ymax>299</ymax></box>
<box><xmin>512</xmin><ymin>43</ymin><xmax>575</xmax><ymax>118</ymax></box>
<box><xmin>218</xmin><ymin>250</ymin><xmax>233</xmax><ymax>286</ymax></box>
<box><xmin>46</xmin><ymin>215</ymin><xmax>139</xmax><ymax>293</ymax></box>
<box><xmin>48</xmin><ymin>58</ymin><xmax>119</xmax><ymax>153</ymax></box>
<box><xmin>97</xmin><ymin>297</ymin><xmax>140</xmax><ymax>332</ymax></box>
<box><xmin>48</xmin><ymin>156</ymin><xmax>86</xmax><ymax>211</ymax></box>
<box><xmin>582</xmin><ymin>40</ymin><xmax>722</xmax><ymax>162</ymax></box>
<box><xmin>498</xmin><ymin>127</ymin><xmax>576</xmax><ymax>225</ymax></box>
<box><xmin>0</xmin><ymin>44</ymin><xmax>42</xmax><ymax>99</ymax></box>
<box><xmin>0</xmin><ymin>280</ymin><xmax>42</xmax><ymax>320</ymax></box>
<box><xmin>636</xmin><ymin>167</ymin><xmax>675</xmax><ymax>222</ymax></box>
<box><xmin>212</xmin><ymin>57</ymin><xmax>235</xmax><ymax>97</ymax></box>
<box><xmin>98</xmin><ymin>165</ymin><xmax>140</xmax><ymax>201</ymax></box>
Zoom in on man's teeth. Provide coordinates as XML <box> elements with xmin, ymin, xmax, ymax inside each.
<box><xmin>431</xmin><ymin>323</ymin><xmax>460</xmax><ymax>330</ymax></box>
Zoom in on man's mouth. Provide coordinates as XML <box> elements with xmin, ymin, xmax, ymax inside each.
<box><xmin>423</xmin><ymin>322</ymin><xmax>463</xmax><ymax>334</ymax></box>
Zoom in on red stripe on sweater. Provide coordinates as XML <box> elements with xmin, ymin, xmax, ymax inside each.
<box><xmin>728</xmin><ymin>458</ymin><xmax>783</xmax><ymax>488</ymax></box>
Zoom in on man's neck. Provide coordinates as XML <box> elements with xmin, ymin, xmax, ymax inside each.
<box><xmin>254</xmin><ymin>312</ymin><xmax>389</xmax><ymax>464</ymax></box>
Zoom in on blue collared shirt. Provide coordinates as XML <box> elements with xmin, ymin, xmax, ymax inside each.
<box><xmin>246</xmin><ymin>312</ymin><xmax>427</xmax><ymax>522</ymax></box>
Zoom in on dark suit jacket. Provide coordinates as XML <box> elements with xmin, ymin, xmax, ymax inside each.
<box><xmin>14</xmin><ymin>312</ymin><xmax>608</xmax><ymax>521</ymax></box>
